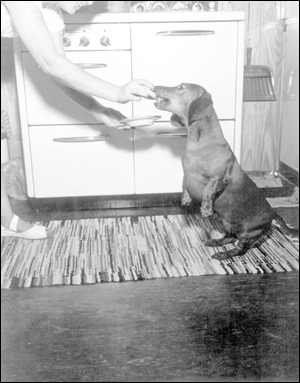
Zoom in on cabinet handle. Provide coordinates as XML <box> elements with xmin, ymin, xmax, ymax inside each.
<box><xmin>53</xmin><ymin>135</ymin><xmax>110</xmax><ymax>143</ymax></box>
<box><xmin>287</xmin><ymin>66</ymin><xmax>298</xmax><ymax>99</ymax></box>
<box><xmin>76</xmin><ymin>63</ymin><xmax>107</xmax><ymax>69</ymax></box>
<box><xmin>156</xmin><ymin>30</ymin><xmax>215</xmax><ymax>36</ymax></box>
<box><xmin>157</xmin><ymin>133</ymin><xmax>187</xmax><ymax>138</ymax></box>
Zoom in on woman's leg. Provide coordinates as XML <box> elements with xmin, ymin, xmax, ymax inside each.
<box><xmin>1</xmin><ymin>169</ymin><xmax>33</xmax><ymax>232</ymax></box>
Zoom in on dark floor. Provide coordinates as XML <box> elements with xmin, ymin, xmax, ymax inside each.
<box><xmin>1</xmin><ymin>177</ymin><xmax>299</xmax><ymax>382</ymax></box>
<box><xmin>1</xmin><ymin>273</ymin><xmax>299</xmax><ymax>382</ymax></box>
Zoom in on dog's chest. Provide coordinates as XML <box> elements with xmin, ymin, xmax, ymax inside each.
<box><xmin>182</xmin><ymin>146</ymin><xmax>223</xmax><ymax>174</ymax></box>
<box><xmin>181</xmin><ymin>150</ymin><xmax>208</xmax><ymax>197</ymax></box>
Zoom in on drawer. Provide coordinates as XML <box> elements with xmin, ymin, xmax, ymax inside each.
<box><xmin>134</xmin><ymin>120</ymin><xmax>235</xmax><ymax>194</ymax></box>
<box><xmin>29</xmin><ymin>125</ymin><xmax>134</xmax><ymax>198</ymax></box>
<box><xmin>22</xmin><ymin>51</ymin><xmax>132</xmax><ymax>125</ymax></box>
<box><xmin>131</xmin><ymin>22</ymin><xmax>238</xmax><ymax>120</ymax></box>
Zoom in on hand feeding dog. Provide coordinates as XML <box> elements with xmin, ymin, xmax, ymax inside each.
<box><xmin>154</xmin><ymin>83</ymin><xmax>298</xmax><ymax>261</ymax></box>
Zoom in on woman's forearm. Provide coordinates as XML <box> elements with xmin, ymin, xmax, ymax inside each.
<box><xmin>52</xmin><ymin>79</ymin><xmax>104</xmax><ymax>113</ymax></box>
<box><xmin>52</xmin><ymin>80</ymin><xmax>127</xmax><ymax>127</ymax></box>
<box><xmin>43</xmin><ymin>54</ymin><xmax>121</xmax><ymax>103</ymax></box>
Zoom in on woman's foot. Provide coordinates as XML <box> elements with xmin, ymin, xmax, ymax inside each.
<box><xmin>1</xmin><ymin>215</ymin><xmax>49</xmax><ymax>239</ymax></box>
<box><xmin>1</xmin><ymin>215</ymin><xmax>34</xmax><ymax>233</ymax></box>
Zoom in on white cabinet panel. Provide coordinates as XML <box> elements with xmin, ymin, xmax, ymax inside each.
<box><xmin>29</xmin><ymin>125</ymin><xmax>134</xmax><ymax>197</ymax></box>
<box><xmin>134</xmin><ymin>121</ymin><xmax>235</xmax><ymax>194</ymax></box>
<box><xmin>131</xmin><ymin>22</ymin><xmax>238</xmax><ymax>120</ymax></box>
<box><xmin>22</xmin><ymin>51</ymin><xmax>132</xmax><ymax>125</ymax></box>
<box><xmin>134</xmin><ymin>123</ymin><xmax>186</xmax><ymax>194</ymax></box>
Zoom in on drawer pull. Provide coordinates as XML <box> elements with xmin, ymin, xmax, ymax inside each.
<box><xmin>53</xmin><ymin>135</ymin><xmax>110</xmax><ymax>143</ymax></box>
<box><xmin>76</xmin><ymin>63</ymin><xmax>107</xmax><ymax>69</ymax></box>
<box><xmin>157</xmin><ymin>133</ymin><xmax>187</xmax><ymax>138</ymax></box>
<box><xmin>156</xmin><ymin>30</ymin><xmax>215</xmax><ymax>36</ymax></box>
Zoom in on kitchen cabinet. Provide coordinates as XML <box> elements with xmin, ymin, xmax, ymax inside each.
<box><xmin>13</xmin><ymin>12</ymin><xmax>245</xmax><ymax>199</ymax></box>
<box><xmin>29</xmin><ymin>125</ymin><xmax>134</xmax><ymax>197</ymax></box>
<box><xmin>131</xmin><ymin>22</ymin><xmax>238</xmax><ymax>120</ymax></box>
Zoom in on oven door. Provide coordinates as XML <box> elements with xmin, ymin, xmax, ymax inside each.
<box><xmin>29</xmin><ymin>124</ymin><xmax>134</xmax><ymax>198</ymax></box>
<box><xmin>22</xmin><ymin>51</ymin><xmax>132</xmax><ymax>125</ymax></box>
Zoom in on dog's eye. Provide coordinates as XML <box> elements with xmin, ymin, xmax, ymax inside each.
<box><xmin>177</xmin><ymin>84</ymin><xmax>185</xmax><ymax>90</ymax></box>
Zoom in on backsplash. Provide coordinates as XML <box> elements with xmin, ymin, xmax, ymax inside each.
<box><xmin>131</xmin><ymin>1</ymin><xmax>218</xmax><ymax>12</ymax></box>
<box><xmin>72</xmin><ymin>1</ymin><xmax>218</xmax><ymax>13</ymax></box>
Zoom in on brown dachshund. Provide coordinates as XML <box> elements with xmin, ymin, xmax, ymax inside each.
<box><xmin>154</xmin><ymin>83</ymin><xmax>298</xmax><ymax>260</ymax></box>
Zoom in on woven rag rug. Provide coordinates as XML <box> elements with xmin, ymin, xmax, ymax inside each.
<box><xmin>1</xmin><ymin>214</ymin><xmax>299</xmax><ymax>289</ymax></box>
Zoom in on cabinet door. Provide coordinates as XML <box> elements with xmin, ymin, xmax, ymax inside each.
<box><xmin>134</xmin><ymin>121</ymin><xmax>235</xmax><ymax>194</ymax></box>
<box><xmin>22</xmin><ymin>51</ymin><xmax>132</xmax><ymax>125</ymax></box>
<box><xmin>29</xmin><ymin>125</ymin><xmax>134</xmax><ymax>197</ymax></box>
<box><xmin>131</xmin><ymin>22</ymin><xmax>238</xmax><ymax>120</ymax></box>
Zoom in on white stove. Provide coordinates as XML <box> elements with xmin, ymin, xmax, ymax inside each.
<box><xmin>13</xmin><ymin>12</ymin><xmax>245</xmax><ymax>198</ymax></box>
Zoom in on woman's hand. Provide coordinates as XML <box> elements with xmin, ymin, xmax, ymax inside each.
<box><xmin>92</xmin><ymin>105</ymin><xmax>128</xmax><ymax>129</ymax></box>
<box><xmin>117</xmin><ymin>80</ymin><xmax>157</xmax><ymax>103</ymax></box>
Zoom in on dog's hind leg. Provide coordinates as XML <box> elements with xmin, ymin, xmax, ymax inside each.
<box><xmin>205</xmin><ymin>234</ymin><xmax>237</xmax><ymax>247</ymax></box>
<box><xmin>210</xmin><ymin>237</ymin><xmax>251</xmax><ymax>260</ymax></box>
<box><xmin>210</xmin><ymin>230</ymin><xmax>267</xmax><ymax>260</ymax></box>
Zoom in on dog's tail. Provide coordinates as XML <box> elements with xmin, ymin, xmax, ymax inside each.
<box><xmin>273</xmin><ymin>211</ymin><xmax>299</xmax><ymax>239</ymax></box>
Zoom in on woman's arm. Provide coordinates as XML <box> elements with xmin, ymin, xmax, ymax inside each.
<box><xmin>50</xmin><ymin>29</ymin><xmax>128</xmax><ymax>127</ymax></box>
<box><xmin>53</xmin><ymin>78</ymin><xmax>129</xmax><ymax>127</ymax></box>
<box><xmin>3</xmin><ymin>1</ymin><xmax>156</xmax><ymax>103</ymax></box>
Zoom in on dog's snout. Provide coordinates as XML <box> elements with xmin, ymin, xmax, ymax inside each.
<box><xmin>154</xmin><ymin>86</ymin><xmax>163</xmax><ymax>92</ymax></box>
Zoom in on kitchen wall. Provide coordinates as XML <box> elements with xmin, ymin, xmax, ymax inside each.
<box><xmin>219</xmin><ymin>1</ymin><xmax>298</xmax><ymax>172</ymax></box>
<box><xmin>279</xmin><ymin>2</ymin><xmax>299</xmax><ymax>171</ymax></box>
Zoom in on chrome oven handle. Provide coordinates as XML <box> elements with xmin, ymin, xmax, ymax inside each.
<box><xmin>157</xmin><ymin>133</ymin><xmax>187</xmax><ymax>138</ymax></box>
<box><xmin>53</xmin><ymin>135</ymin><xmax>110</xmax><ymax>143</ymax></box>
<box><xmin>76</xmin><ymin>63</ymin><xmax>107</xmax><ymax>69</ymax></box>
<box><xmin>156</xmin><ymin>30</ymin><xmax>215</xmax><ymax>36</ymax></box>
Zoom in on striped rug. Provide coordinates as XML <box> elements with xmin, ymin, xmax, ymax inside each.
<box><xmin>1</xmin><ymin>214</ymin><xmax>299</xmax><ymax>289</ymax></box>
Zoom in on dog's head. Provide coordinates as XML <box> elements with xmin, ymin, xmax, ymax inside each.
<box><xmin>154</xmin><ymin>83</ymin><xmax>213</xmax><ymax>128</ymax></box>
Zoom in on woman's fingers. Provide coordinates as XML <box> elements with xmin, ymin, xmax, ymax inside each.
<box><xmin>131</xmin><ymin>87</ymin><xmax>157</xmax><ymax>101</ymax></box>
<box><xmin>120</xmin><ymin>80</ymin><xmax>157</xmax><ymax>102</ymax></box>
<box><xmin>134</xmin><ymin>79</ymin><xmax>155</xmax><ymax>91</ymax></box>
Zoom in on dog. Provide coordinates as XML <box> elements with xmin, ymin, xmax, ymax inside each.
<box><xmin>154</xmin><ymin>83</ymin><xmax>298</xmax><ymax>260</ymax></box>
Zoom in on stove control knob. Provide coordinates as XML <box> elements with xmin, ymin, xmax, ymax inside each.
<box><xmin>63</xmin><ymin>37</ymin><xmax>72</xmax><ymax>47</ymax></box>
<box><xmin>79</xmin><ymin>37</ymin><xmax>90</xmax><ymax>47</ymax></box>
<box><xmin>100</xmin><ymin>36</ymin><xmax>111</xmax><ymax>46</ymax></box>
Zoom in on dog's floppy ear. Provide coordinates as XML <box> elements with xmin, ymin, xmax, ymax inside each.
<box><xmin>170</xmin><ymin>114</ymin><xmax>185</xmax><ymax>128</ymax></box>
<box><xmin>188</xmin><ymin>91</ymin><xmax>213</xmax><ymax>125</ymax></box>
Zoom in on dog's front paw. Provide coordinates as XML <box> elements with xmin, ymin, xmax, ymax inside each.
<box><xmin>211</xmin><ymin>251</ymin><xmax>230</xmax><ymax>261</ymax></box>
<box><xmin>201</xmin><ymin>201</ymin><xmax>214</xmax><ymax>217</ymax></box>
<box><xmin>181</xmin><ymin>198</ymin><xmax>192</xmax><ymax>207</ymax></box>
<box><xmin>205</xmin><ymin>239</ymin><xmax>221</xmax><ymax>247</ymax></box>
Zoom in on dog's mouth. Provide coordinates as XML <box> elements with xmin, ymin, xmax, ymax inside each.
<box><xmin>154</xmin><ymin>96</ymin><xmax>170</xmax><ymax>109</ymax></box>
